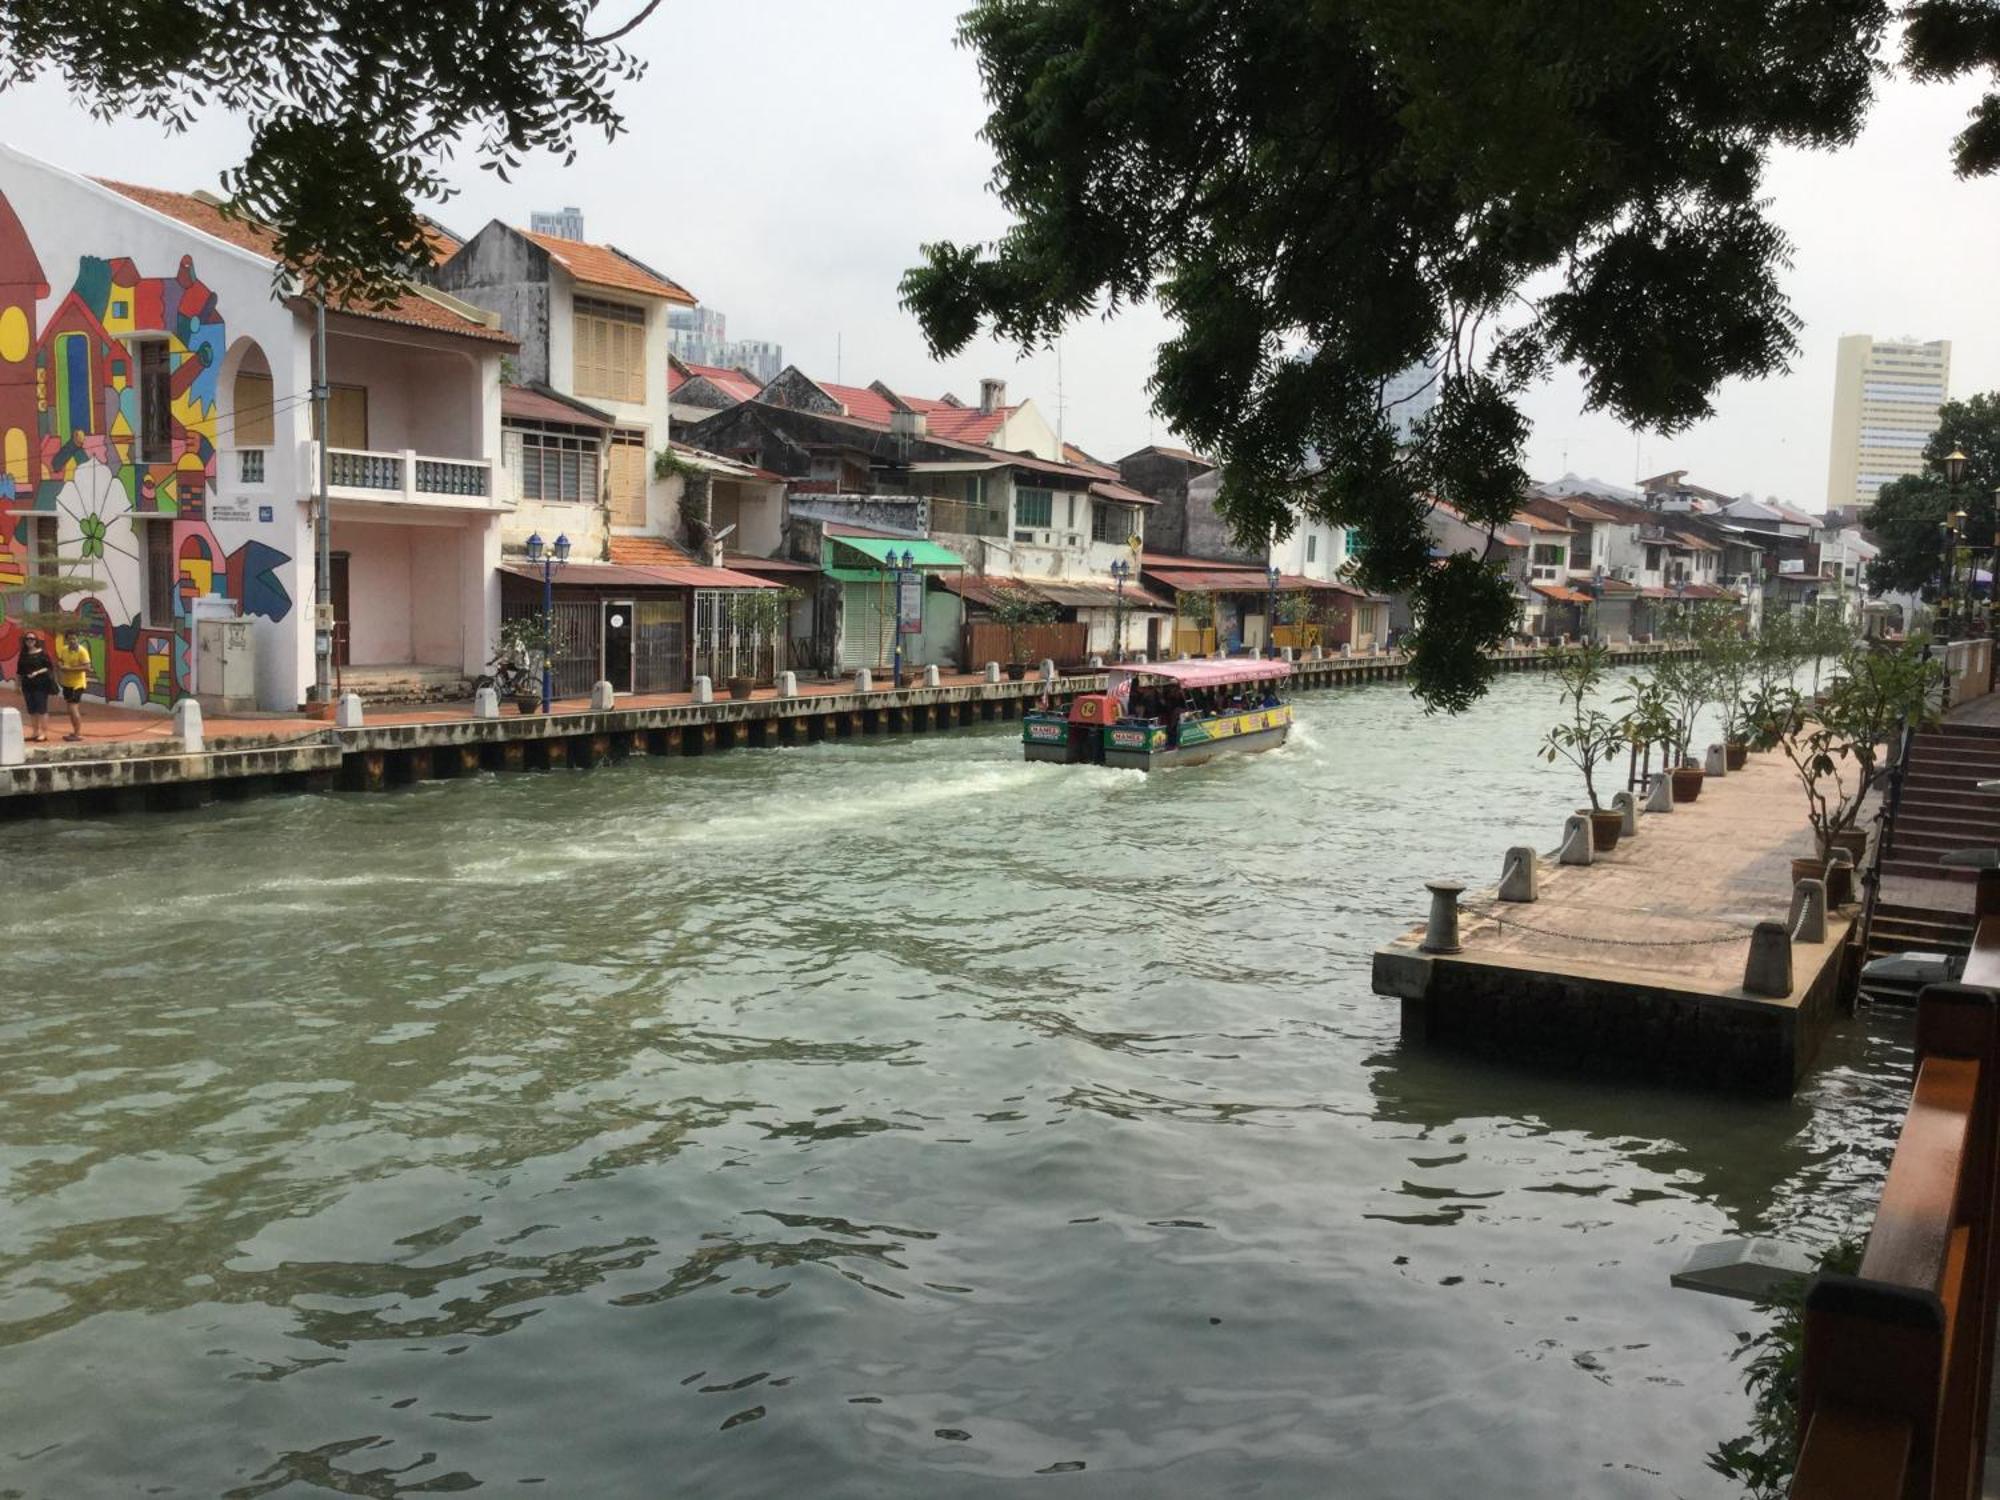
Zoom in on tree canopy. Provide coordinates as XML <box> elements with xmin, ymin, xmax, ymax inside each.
<box><xmin>902</xmin><ymin>0</ymin><xmax>2000</xmax><ymax>711</ymax></box>
<box><xmin>1864</xmin><ymin>391</ymin><xmax>2000</xmax><ymax>596</ymax></box>
<box><xmin>0</xmin><ymin>0</ymin><xmax>663</xmax><ymax>305</ymax></box>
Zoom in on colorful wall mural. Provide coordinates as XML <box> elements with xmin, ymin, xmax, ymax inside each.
<box><xmin>0</xmin><ymin>188</ymin><xmax>291</xmax><ymax>704</ymax></box>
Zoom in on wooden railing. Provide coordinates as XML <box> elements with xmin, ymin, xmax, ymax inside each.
<box><xmin>1791</xmin><ymin>960</ymin><xmax>2000</xmax><ymax>1497</ymax></box>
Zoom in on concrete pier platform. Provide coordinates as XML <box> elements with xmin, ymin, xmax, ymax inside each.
<box><xmin>1372</xmin><ymin>752</ymin><xmax>1853</xmax><ymax>1097</ymax></box>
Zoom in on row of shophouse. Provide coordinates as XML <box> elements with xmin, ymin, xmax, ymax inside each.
<box><xmin>0</xmin><ymin>141</ymin><xmax>1885</xmax><ymax>715</ymax></box>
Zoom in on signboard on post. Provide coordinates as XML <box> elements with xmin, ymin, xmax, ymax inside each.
<box><xmin>898</xmin><ymin>572</ymin><xmax>924</xmax><ymax>634</ymax></box>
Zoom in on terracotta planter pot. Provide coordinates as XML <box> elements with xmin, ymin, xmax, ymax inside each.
<box><xmin>1725</xmin><ymin>741</ymin><xmax>1748</xmax><ymax>771</ymax></box>
<box><xmin>1825</xmin><ymin>859</ymin><xmax>1855</xmax><ymax>908</ymax></box>
<box><xmin>1587</xmin><ymin>809</ymin><xmax>1623</xmax><ymax>853</ymax></box>
<box><xmin>1006</xmin><ymin>662</ymin><xmax>1028</xmax><ymax>682</ymax></box>
<box><xmin>1790</xmin><ymin>856</ymin><xmax>1826</xmax><ymax>887</ymax></box>
<box><xmin>1670</xmin><ymin>767</ymin><xmax>1705</xmax><ymax>803</ymax></box>
<box><xmin>513</xmin><ymin>694</ymin><xmax>541</xmax><ymax>716</ymax></box>
<box><xmin>1827</xmin><ymin>829</ymin><xmax>1869</xmax><ymax>867</ymax></box>
<box><xmin>727</xmin><ymin>676</ymin><xmax>755</xmax><ymax>701</ymax></box>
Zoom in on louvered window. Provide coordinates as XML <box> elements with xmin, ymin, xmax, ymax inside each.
<box><xmin>574</xmin><ymin>296</ymin><xmax>647</xmax><ymax>403</ymax></box>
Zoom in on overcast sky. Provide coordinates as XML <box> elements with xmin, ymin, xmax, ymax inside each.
<box><xmin>6</xmin><ymin>1</ymin><xmax>1998</xmax><ymax>510</ymax></box>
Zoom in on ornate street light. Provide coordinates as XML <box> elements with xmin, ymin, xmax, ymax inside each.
<box><xmin>1266</xmin><ymin>564</ymin><xmax>1281</xmax><ymax>658</ymax></box>
<box><xmin>524</xmin><ymin>531</ymin><xmax>571</xmax><ymax>712</ymax></box>
<box><xmin>1110</xmin><ymin>558</ymin><xmax>1130</xmax><ymax>664</ymax></box>
<box><xmin>1945</xmin><ymin>449</ymin><xmax>1970</xmax><ymax>486</ymax></box>
<box><xmin>890</xmin><ymin>547</ymin><xmax>917</xmax><ymax>688</ymax></box>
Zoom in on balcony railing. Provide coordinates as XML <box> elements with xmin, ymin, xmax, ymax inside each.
<box><xmin>314</xmin><ymin>446</ymin><xmax>500</xmax><ymax>509</ymax></box>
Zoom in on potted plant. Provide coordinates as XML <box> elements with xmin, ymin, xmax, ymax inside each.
<box><xmin>990</xmin><ymin>588</ymin><xmax>1056</xmax><ymax>679</ymax></box>
<box><xmin>725</xmin><ymin>588</ymin><xmax>802</xmax><ymax>698</ymax></box>
<box><xmin>1647</xmin><ymin>650</ymin><xmax>1714</xmax><ymax>802</ymax></box>
<box><xmin>1699</xmin><ymin>613</ymin><xmax>1755</xmax><ymax>769</ymax></box>
<box><xmin>1616</xmin><ymin>672</ymin><xmax>1676</xmax><ymax>805</ymax></box>
<box><xmin>1540</xmin><ymin>642</ymin><xmax>1628</xmax><ymax>851</ymax></box>
<box><xmin>1745</xmin><ymin>638</ymin><xmax>1946</xmax><ymax>904</ymax></box>
<box><xmin>1276</xmin><ymin>591</ymin><xmax>1317</xmax><ymax>655</ymax></box>
<box><xmin>493</xmin><ymin>615</ymin><xmax>550</xmax><ymax>714</ymax></box>
<box><xmin>1177</xmin><ymin>590</ymin><xmax>1217</xmax><ymax>657</ymax></box>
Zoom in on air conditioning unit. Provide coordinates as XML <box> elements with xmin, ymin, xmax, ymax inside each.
<box><xmin>1612</xmin><ymin>565</ymin><xmax>1637</xmax><ymax>582</ymax></box>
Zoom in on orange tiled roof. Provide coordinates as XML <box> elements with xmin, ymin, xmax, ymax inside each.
<box><xmin>609</xmin><ymin>536</ymin><xmax>700</xmax><ymax>566</ymax></box>
<box><xmin>519</xmin><ymin>228</ymin><xmax>695</xmax><ymax>305</ymax></box>
<box><xmin>96</xmin><ymin>179</ymin><xmax>515</xmax><ymax>346</ymax></box>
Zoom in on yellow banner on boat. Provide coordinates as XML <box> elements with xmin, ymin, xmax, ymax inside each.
<box><xmin>1178</xmin><ymin>706</ymin><xmax>1291</xmax><ymax>746</ymax></box>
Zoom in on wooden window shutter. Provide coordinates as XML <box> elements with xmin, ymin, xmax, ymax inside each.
<box><xmin>608</xmin><ymin>432</ymin><xmax>647</xmax><ymax>526</ymax></box>
<box><xmin>234</xmin><ymin>371</ymin><xmax>275</xmax><ymax>446</ymax></box>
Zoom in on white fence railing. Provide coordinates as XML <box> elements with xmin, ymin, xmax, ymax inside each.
<box><xmin>313</xmin><ymin>445</ymin><xmax>498</xmax><ymax>507</ymax></box>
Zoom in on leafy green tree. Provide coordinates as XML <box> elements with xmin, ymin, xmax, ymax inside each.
<box><xmin>904</xmin><ymin>1</ymin><xmax>2000</xmax><ymax>711</ymax></box>
<box><xmin>1540</xmin><ymin>642</ymin><xmax>1624</xmax><ymax>812</ymax></box>
<box><xmin>1865</xmin><ymin>392</ymin><xmax>2000</xmax><ymax>595</ymax></box>
<box><xmin>1</xmin><ymin>0</ymin><xmax>661</xmax><ymax>304</ymax></box>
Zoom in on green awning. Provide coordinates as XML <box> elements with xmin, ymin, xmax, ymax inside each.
<box><xmin>830</xmin><ymin>535</ymin><xmax>966</xmax><ymax>569</ymax></box>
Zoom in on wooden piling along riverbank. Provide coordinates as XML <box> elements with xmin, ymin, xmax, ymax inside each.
<box><xmin>0</xmin><ymin>641</ymin><xmax>1696</xmax><ymax>818</ymax></box>
<box><xmin>1373</xmin><ymin>749</ymin><xmax>1854</xmax><ymax>1097</ymax></box>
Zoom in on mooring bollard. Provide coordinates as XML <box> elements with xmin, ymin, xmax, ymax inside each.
<box><xmin>778</xmin><ymin>670</ymin><xmax>798</xmax><ymax>697</ymax></box>
<box><xmin>923</xmin><ymin>664</ymin><xmax>940</xmax><ymax>687</ymax></box>
<box><xmin>1280</xmin><ymin>646</ymin><xmax>1295</xmax><ymax>663</ymax></box>
<box><xmin>590</xmin><ymin>679</ymin><xmax>616</xmax><ymax>711</ymax></box>
<box><xmin>1308</xmin><ymin>644</ymin><xmax>1324</xmax><ymax>661</ymax></box>
<box><xmin>1340</xmin><ymin>642</ymin><xmax>1353</xmax><ymax>657</ymax></box>
<box><xmin>172</xmin><ymin>697</ymin><xmax>204</xmax><ymax>753</ymax></box>
<box><xmin>335</xmin><ymin>692</ymin><xmax>365</xmax><ymax>729</ymax></box>
<box><xmin>1040</xmin><ymin>659</ymin><xmax>1057</xmax><ymax>683</ymax></box>
<box><xmin>1559</xmin><ymin>813</ymin><xmax>1594</xmax><ymax>866</ymax></box>
<box><xmin>1743</xmin><ymin>920</ymin><xmax>1793</xmax><ymax>997</ymax></box>
<box><xmin>1790</xmin><ymin>878</ymin><xmax>1828</xmax><ymax>944</ymax></box>
<box><xmin>1422</xmin><ymin>880</ymin><xmax>1465</xmax><ymax>953</ymax></box>
<box><xmin>1704</xmin><ymin>743</ymin><xmax>1727</xmax><ymax>777</ymax></box>
<box><xmin>1133</xmin><ymin>653</ymin><xmax>1148</xmax><ymax>665</ymax></box>
<box><xmin>854</xmin><ymin>669</ymin><xmax>872</xmax><ymax>694</ymax></box>
<box><xmin>984</xmin><ymin>662</ymin><xmax>1001</xmax><ymax>684</ymax></box>
<box><xmin>473</xmin><ymin>686</ymin><xmax>500</xmax><ymax>720</ymax></box>
<box><xmin>692</xmin><ymin>675</ymin><xmax>714</xmax><ymax>705</ymax></box>
<box><xmin>1611</xmin><ymin>790</ymin><xmax>1638</xmax><ymax>837</ymax></box>
<box><xmin>0</xmin><ymin>706</ymin><xmax>23</xmax><ymax>767</ymax></box>
<box><xmin>1179</xmin><ymin>651</ymin><xmax>1192</xmax><ymax>662</ymax></box>
<box><xmin>1088</xmin><ymin>654</ymin><xmax>1104</xmax><ymax>668</ymax></box>
<box><xmin>1498</xmin><ymin>846</ymin><xmax>1538</xmax><ymax>903</ymax></box>
<box><xmin>1644</xmin><ymin>772</ymin><xmax>1674</xmax><ymax>813</ymax></box>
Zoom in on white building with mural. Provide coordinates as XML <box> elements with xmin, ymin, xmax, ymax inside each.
<box><xmin>0</xmin><ymin>144</ymin><xmax>515</xmax><ymax>711</ymax></box>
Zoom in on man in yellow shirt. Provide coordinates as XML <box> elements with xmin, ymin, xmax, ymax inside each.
<box><xmin>52</xmin><ymin>630</ymin><xmax>91</xmax><ymax>742</ymax></box>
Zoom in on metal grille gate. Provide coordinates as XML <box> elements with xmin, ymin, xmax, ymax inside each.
<box><xmin>634</xmin><ymin>599</ymin><xmax>687</xmax><ymax>693</ymax></box>
<box><xmin>504</xmin><ymin>599</ymin><xmax>599</xmax><ymax>700</ymax></box>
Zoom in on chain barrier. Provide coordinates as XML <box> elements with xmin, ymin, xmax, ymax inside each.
<box><xmin>1489</xmin><ymin>915</ymin><xmax>1753</xmax><ymax>948</ymax></box>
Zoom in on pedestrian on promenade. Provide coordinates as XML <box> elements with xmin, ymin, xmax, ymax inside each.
<box><xmin>53</xmin><ymin>631</ymin><xmax>91</xmax><ymax>742</ymax></box>
<box><xmin>11</xmin><ymin>630</ymin><xmax>55</xmax><ymax>742</ymax></box>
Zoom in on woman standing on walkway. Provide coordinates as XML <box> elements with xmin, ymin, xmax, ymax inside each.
<box><xmin>11</xmin><ymin>631</ymin><xmax>55</xmax><ymax>743</ymax></box>
<box><xmin>52</xmin><ymin>632</ymin><xmax>90</xmax><ymax>742</ymax></box>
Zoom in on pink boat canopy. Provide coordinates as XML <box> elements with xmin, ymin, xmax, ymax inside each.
<box><xmin>1106</xmin><ymin>659</ymin><xmax>1292</xmax><ymax>688</ymax></box>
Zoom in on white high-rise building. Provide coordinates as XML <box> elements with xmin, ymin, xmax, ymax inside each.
<box><xmin>1381</xmin><ymin>360</ymin><xmax>1439</xmax><ymax>443</ymax></box>
<box><xmin>1826</xmin><ymin>334</ymin><xmax>1952</xmax><ymax>509</ymax></box>
<box><xmin>667</xmin><ymin>305</ymin><xmax>783</xmax><ymax>382</ymax></box>
<box><xmin>529</xmin><ymin>206</ymin><xmax>586</xmax><ymax>241</ymax></box>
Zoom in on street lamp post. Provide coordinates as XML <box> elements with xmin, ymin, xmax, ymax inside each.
<box><xmin>890</xmin><ymin>548</ymin><xmax>915</xmax><ymax>688</ymax></box>
<box><xmin>1110</xmin><ymin>558</ymin><xmax>1130</xmax><ymax>663</ymax></box>
<box><xmin>1266</xmin><ymin>564</ymin><xmax>1280</xmax><ymax>658</ymax></box>
<box><xmin>1939</xmin><ymin>449</ymin><xmax>1970</xmax><ymax>638</ymax></box>
<box><xmin>524</xmin><ymin>531</ymin><xmax>571</xmax><ymax>713</ymax></box>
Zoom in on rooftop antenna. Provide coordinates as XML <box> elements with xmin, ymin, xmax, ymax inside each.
<box><xmin>1055</xmin><ymin>339</ymin><xmax>1066</xmax><ymax>452</ymax></box>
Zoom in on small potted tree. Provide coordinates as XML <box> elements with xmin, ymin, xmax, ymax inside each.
<box><xmin>1541</xmin><ymin>643</ymin><xmax>1628</xmax><ymax>851</ymax></box>
<box><xmin>1746</xmin><ymin>639</ymin><xmax>1946</xmax><ymax>904</ymax></box>
<box><xmin>493</xmin><ymin>615</ymin><xmax>550</xmax><ymax>714</ymax></box>
<box><xmin>1616</xmin><ymin>672</ymin><xmax>1676</xmax><ymax>804</ymax></box>
<box><xmin>990</xmin><ymin>589</ymin><xmax>1056</xmax><ymax>679</ymax></box>
<box><xmin>1700</xmin><ymin>615</ymin><xmax>1756</xmax><ymax>769</ymax></box>
<box><xmin>1178</xmin><ymin>590</ymin><xmax>1217</xmax><ymax>657</ymax></box>
<box><xmin>729</xmin><ymin>588</ymin><xmax>802</xmax><ymax>696</ymax></box>
<box><xmin>1277</xmin><ymin>591</ymin><xmax>1317</xmax><ymax>655</ymax></box>
<box><xmin>1648</xmin><ymin>649</ymin><xmax>1716</xmax><ymax>802</ymax></box>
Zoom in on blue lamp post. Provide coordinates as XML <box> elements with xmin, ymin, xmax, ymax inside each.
<box><xmin>1110</xmin><ymin>558</ymin><xmax>1130</xmax><ymax>663</ymax></box>
<box><xmin>524</xmin><ymin>530</ymin><xmax>571</xmax><ymax>712</ymax></box>
<box><xmin>890</xmin><ymin>548</ymin><xmax>916</xmax><ymax>688</ymax></box>
<box><xmin>1266</xmin><ymin>564</ymin><xmax>1281</xmax><ymax>658</ymax></box>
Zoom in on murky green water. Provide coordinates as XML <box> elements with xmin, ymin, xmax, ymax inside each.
<box><xmin>0</xmin><ymin>675</ymin><xmax>1912</xmax><ymax>1497</ymax></box>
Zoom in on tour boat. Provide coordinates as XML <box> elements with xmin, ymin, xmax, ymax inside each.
<box><xmin>1021</xmin><ymin>658</ymin><xmax>1293</xmax><ymax>770</ymax></box>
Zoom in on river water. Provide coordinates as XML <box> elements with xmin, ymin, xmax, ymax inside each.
<box><xmin>0</xmin><ymin>674</ymin><xmax>1913</xmax><ymax>1498</ymax></box>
